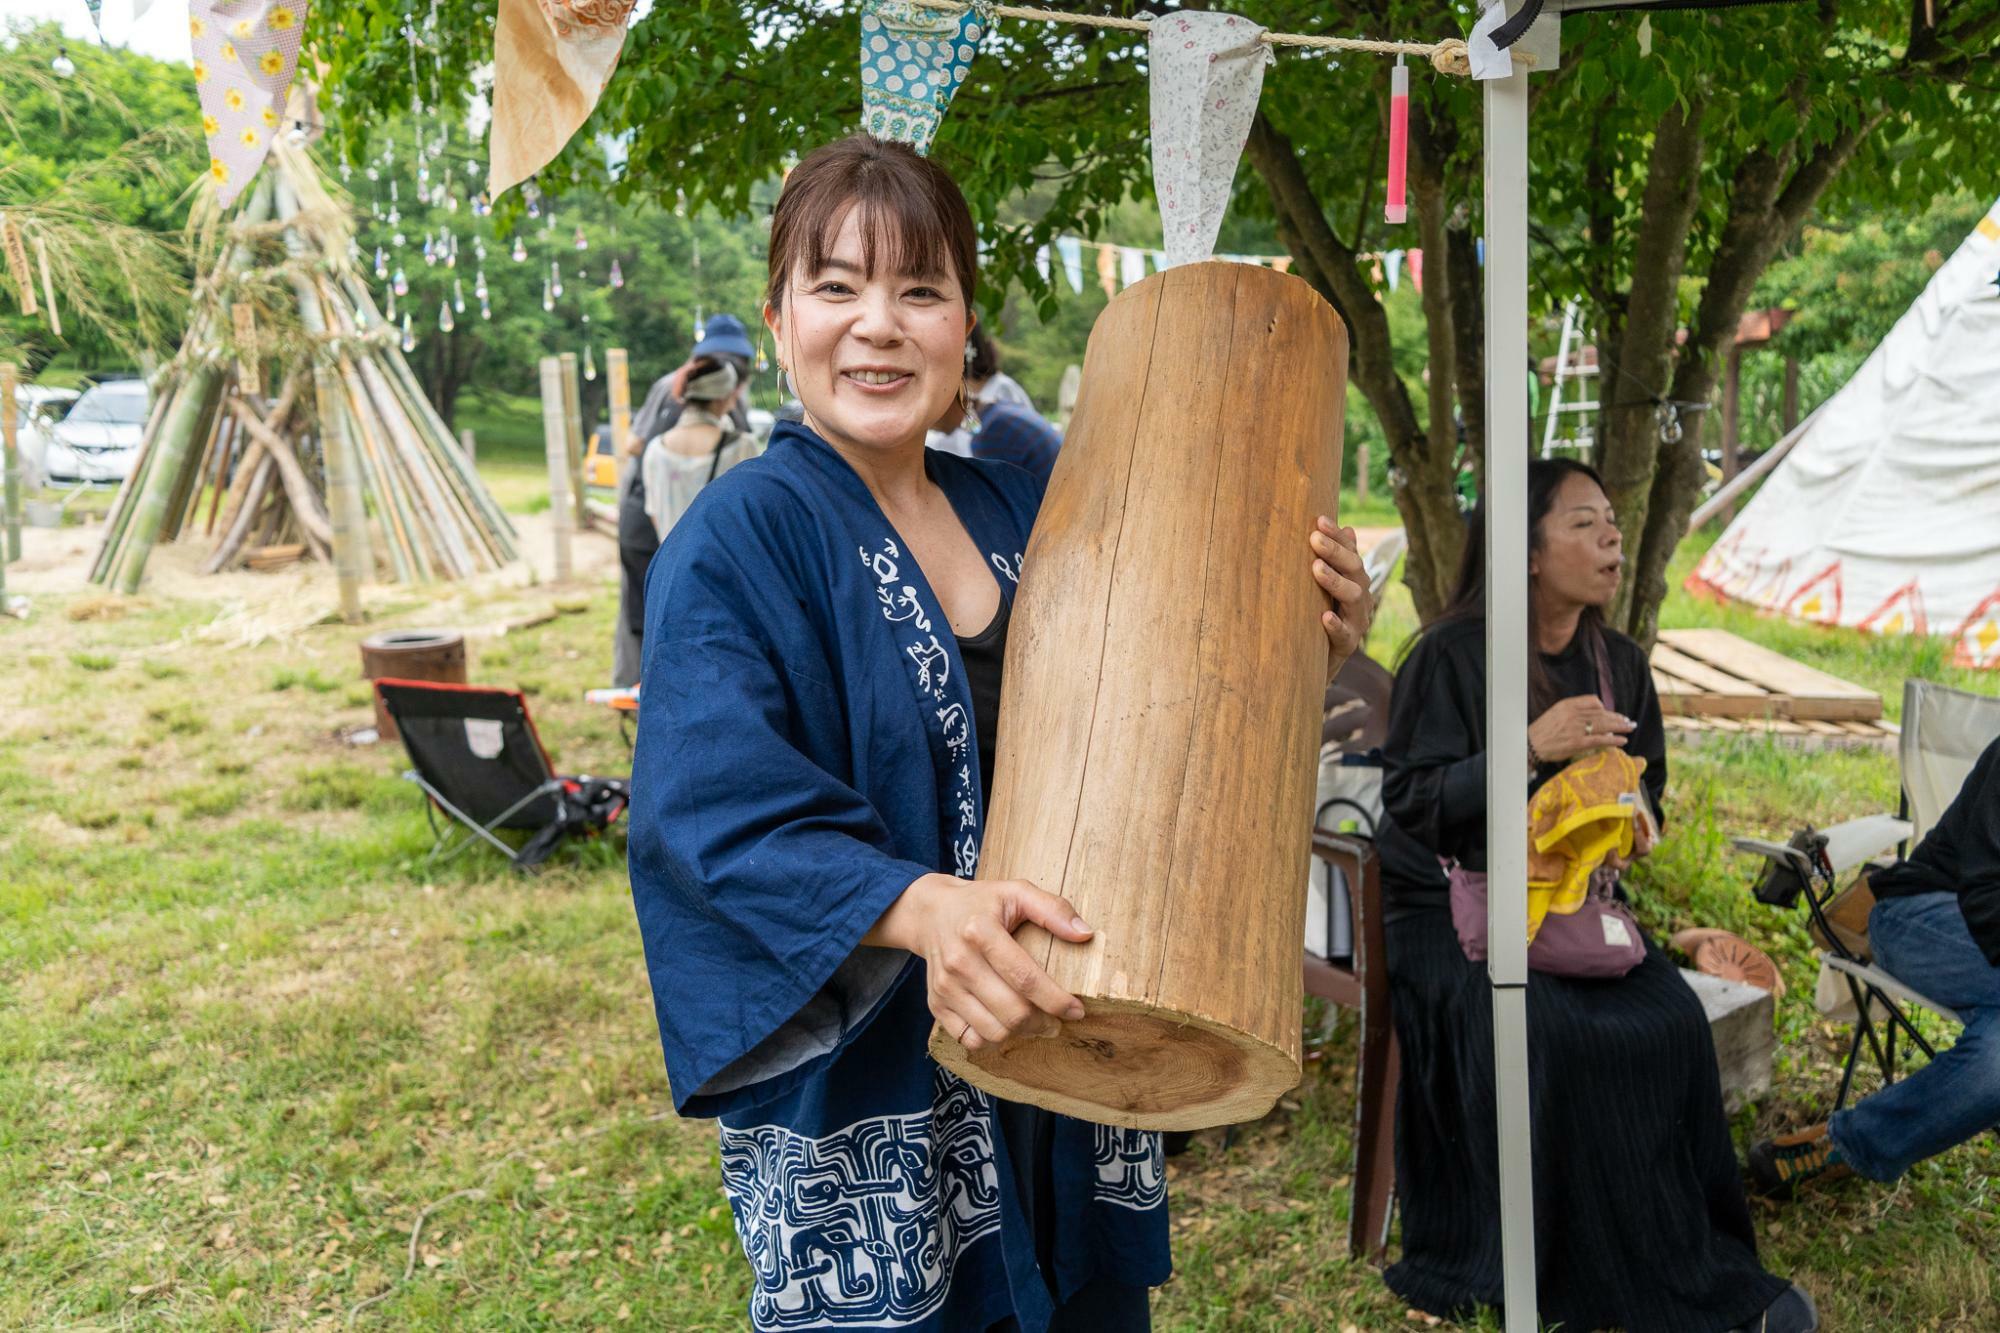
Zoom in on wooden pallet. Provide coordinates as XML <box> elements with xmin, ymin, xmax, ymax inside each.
<box><xmin>1650</xmin><ymin>629</ymin><xmax>1897</xmax><ymax>747</ymax></box>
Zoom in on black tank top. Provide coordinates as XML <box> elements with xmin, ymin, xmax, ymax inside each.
<box><xmin>954</xmin><ymin>595</ymin><xmax>1010</xmax><ymax>808</ymax></box>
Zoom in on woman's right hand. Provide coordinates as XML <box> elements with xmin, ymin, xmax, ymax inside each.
<box><xmin>1528</xmin><ymin>695</ymin><xmax>1636</xmax><ymax>764</ymax></box>
<box><xmin>865</xmin><ymin>873</ymin><xmax>1093</xmax><ymax>1051</ymax></box>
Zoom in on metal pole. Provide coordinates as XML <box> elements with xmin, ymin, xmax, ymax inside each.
<box><xmin>539</xmin><ymin>356</ymin><xmax>574</xmax><ymax>582</ymax></box>
<box><xmin>1483</xmin><ymin>58</ymin><xmax>1539</xmax><ymax>1333</ymax></box>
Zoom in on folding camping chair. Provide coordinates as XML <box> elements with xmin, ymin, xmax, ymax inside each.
<box><xmin>375</xmin><ymin>678</ymin><xmax>630</xmax><ymax>872</ymax></box>
<box><xmin>1732</xmin><ymin>679</ymin><xmax>2000</xmax><ymax>1114</ymax></box>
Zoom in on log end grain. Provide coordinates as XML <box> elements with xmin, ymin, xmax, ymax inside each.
<box><xmin>928</xmin><ymin>996</ymin><xmax>1300</xmax><ymax>1131</ymax></box>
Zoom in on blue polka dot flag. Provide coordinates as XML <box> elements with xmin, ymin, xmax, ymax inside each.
<box><xmin>858</xmin><ymin>1</ymin><xmax>988</xmax><ymax>156</ymax></box>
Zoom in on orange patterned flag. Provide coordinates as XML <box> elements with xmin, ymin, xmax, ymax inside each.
<box><xmin>489</xmin><ymin>0</ymin><xmax>639</xmax><ymax>198</ymax></box>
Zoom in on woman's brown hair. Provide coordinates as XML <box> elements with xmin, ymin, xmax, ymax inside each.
<box><xmin>765</xmin><ymin>135</ymin><xmax>979</xmax><ymax>314</ymax></box>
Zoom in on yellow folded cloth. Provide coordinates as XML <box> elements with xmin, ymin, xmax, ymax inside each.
<box><xmin>1525</xmin><ymin>749</ymin><xmax>1649</xmax><ymax>941</ymax></box>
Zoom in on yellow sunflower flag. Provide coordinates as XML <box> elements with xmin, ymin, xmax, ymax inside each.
<box><xmin>189</xmin><ymin>1</ymin><xmax>311</xmax><ymax>207</ymax></box>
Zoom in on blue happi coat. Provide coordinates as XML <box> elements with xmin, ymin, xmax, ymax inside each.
<box><xmin>630</xmin><ymin>421</ymin><xmax>1170</xmax><ymax>1332</ymax></box>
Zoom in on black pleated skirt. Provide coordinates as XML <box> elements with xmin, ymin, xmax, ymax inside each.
<box><xmin>1383</xmin><ymin>906</ymin><xmax>1789</xmax><ymax>1333</ymax></box>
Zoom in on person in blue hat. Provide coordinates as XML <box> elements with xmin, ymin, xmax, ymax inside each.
<box><xmin>613</xmin><ymin>316</ymin><xmax>761</xmax><ymax>685</ymax></box>
<box><xmin>630</xmin><ymin>314</ymin><xmax>758</xmax><ymax>444</ymax></box>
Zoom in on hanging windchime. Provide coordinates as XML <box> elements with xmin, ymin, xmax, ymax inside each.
<box><xmin>541</xmin><ymin>277</ymin><xmax>554</xmax><ymax>312</ymax></box>
<box><xmin>574</xmin><ymin>225</ymin><xmax>589</xmax><ymax>252</ymax></box>
<box><xmin>1385</xmin><ymin>57</ymin><xmax>1410</xmax><ymax>225</ymax></box>
<box><xmin>512</xmin><ymin>234</ymin><xmax>527</xmax><ymax>262</ymax></box>
<box><xmin>608</xmin><ymin>258</ymin><xmax>624</xmax><ymax>289</ymax></box>
<box><xmin>583</xmin><ymin>341</ymin><xmax>597</xmax><ymax>381</ymax></box>
<box><xmin>550</xmin><ymin>261</ymin><xmax>564</xmax><ymax>298</ymax></box>
<box><xmin>374</xmin><ymin>246</ymin><xmax>389</xmax><ymax>279</ymax></box>
<box><xmin>393</xmin><ymin>266</ymin><xmax>409</xmax><ymax>297</ymax></box>
<box><xmin>400</xmin><ymin>311</ymin><xmax>416</xmax><ymax>351</ymax></box>
<box><xmin>452</xmin><ymin>277</ymin><xmax>466</xmax><ymax>313</ymax></box>
<box><xmin>439</xmin><ymin>300</ymin><xmax>455</xmax><ymax>333</ymax></box>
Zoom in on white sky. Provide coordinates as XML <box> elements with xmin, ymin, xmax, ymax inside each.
<box><xmin>2</xmin><ymin>0</ymin><xmax>193</xmax><ymax>64</ymax></box>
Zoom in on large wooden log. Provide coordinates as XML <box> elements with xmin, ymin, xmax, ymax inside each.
<box><xmin>930</xmin><ymin>262</ymin><xmax>1347</xmax><ymax>1129</ymax></box>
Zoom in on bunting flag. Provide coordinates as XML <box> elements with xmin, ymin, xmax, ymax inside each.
<box><xmin>1034</xmin><ymin>245</ymin><xmax>1051</xmax><ymax>284</ymax></box>
<box><xmin>131</xmin><ymin>0</ymin><xmax>156</xmax><ymax>15</ymax></box>
<box><xmin>859</xmin><ymin>0</ymin><xmax>987</xmax><ymax>156</ymax></box>
<box><xmin>1149</xmin><ymin>250</ymin><xmax>1168</xmax><ymax>274</ymax></box>
<box><xmin>85</xmin><ymin>0</ymin><xmax>104</xmax><ymax>37</ymax></box>
<box><xmin>1384</xmin><ymin>249</ymin><xmax>1403</xmax><ymax>292</ymax></box>
<box><xmin>1096</xmin><ymin>243</ymin><xmax>1118</xmax><ymax>299</ymax></box>
<box><xmin>489</xmin><ymin>0</ymin><xmax>639</xmax><ymax>197</ymax></box>
<box><xmin>1408</xmin><ymin>247</ymin><xmax>1424</xmax><ymax>293</ymax></box>
<box><xmin>1056</xmin><ymin>235</ymin><xmax>1085</xmax><ymax>293</ymax></box>
<box><xmin>1119</xmin><ymin>245</ymin><xmax>1147</xmax><ymax>289</ymax></box>
<box><xmin>189</xmin><ymin>1</ymin><xmax>311</xmax><ymax>207</ymax></box>
<box><xmin>1148</xmin><ymin>10</ymin><xmax>1272</xmax><ymax>268</ymax></box>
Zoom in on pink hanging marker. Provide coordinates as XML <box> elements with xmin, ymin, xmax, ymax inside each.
<box><xmin>1385</xmin><ymin>57</ymin><xmax>1410</xmax><ymax>225</ymax></box>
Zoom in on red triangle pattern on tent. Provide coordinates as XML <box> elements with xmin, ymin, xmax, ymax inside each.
<box><xmin>1952</xmin><ymin>587</ymin><xmax>2000</xmax><ymax>669</ymax></box>
<box><xmin>1782</xmin><ymin>560</ymin><xmax>1844</xmax><ymax>626</ymax></box>
<box><xmin>1858</xmin><ymin>579</ymin><xmax>1929</xmax><ymax>640</ymax></box>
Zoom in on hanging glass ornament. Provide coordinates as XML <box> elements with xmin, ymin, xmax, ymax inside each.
<box><xmin>340</xmin><ymin>159</ymin><xmax>353</xmax><ymax>181</ymax></box>
<box><xmin>446</xmin><ymin>192</ymin><xmax>459</xmax><ymax>214</ymax></box>
<box><xmin>474</xmin><ymin>269</ymin><xmax>488</xmax><ymax>302</ymax></box>
<box><xmin>393</xmin><ymin>267</ymin><xmax>409</xmax><ymax>297</ymax></box>
<box><xmin>390</xmin><ymin>180</ymin><xmax>400</xmax><ymax>202</ymax></box>
<box><xmin>583</xmin><ymin>342</ymin><xmax>597</xmax><ymax>381</ymax></box>
<box><xmin>439</xmin><ymin>300</ymin><xmax>455</xmax><ymax>334</ymax></box>
<box><xmin>401</xmin><ymin>312</ymin><xmax>416</xmax><ymax>352</ymax></box>
<box><xmin>392</xmin><ymin>228</ymin><xmax>406</xmax><ymax>248</ymax></box>
<box><xmin>578</xmin><ymin>267</ymin><xmax>589</xmax><ymax>284</ymax></box>
<box><xmin>452</xmin><ymin>277</ymin><xmax>466</xmax><ymax>314</ymax></box>
<box><xmin>511</xmin><ymin>234</ymin><xmax>527</xmax><ymax>263</ymax></box>
<box><xmin>374</xmin><ymin>247</ymin><xmax>389</xmax><ymax>280</ymax></box>
<box><xmin>526</xmin><ymin>196</ymin><xmax>541</xmax><ymax>220</ymax></box>
<box><xmin>386</xmin><ymin>288</ymin><xmax>398</xmax><ymax>321</ymax></box>
<box><xmin>541</xmin><ymin>278</ymin><xmax>554</xmax><ymax>312</ymax></box>
<box><xmin>480</xmin><ymin>298</ymin><xmax>492</xmax><ymax>321</ymax></box>
<box><xmin>473</xmin><ymin>237</ymin><xmax>486</xmax><ymax>262</ymax></box>
<box><xmin>608</xmin><ymin>258</ymin><xmax>624</xmax><ymax>290</ymax></box>
<box><xmin>367</xmin><ymin>165</ymin><xmax>379</xmax><ymax>183</ymax></box>
<box><xmin>550</xmin><ymin>262</ymin><xmax>564</xmax><ymax>298</ymax></box>
<box><xmin>423</xmin><ymin>232</ymin><xmax>436</xmax><ymax>266</ymax></box>
<box><xmin>574</xmin><ymin>226</ymin><xmax>588</xmax><ymax>252</ymax></box>
<box><xmin>694</xmin><ymin>305</ymin><xmax>706</xmax><ymax>342</ymax></box>
<box><xmin>388</xmin><ymin>206</ymin><xmax>401</xmax><ymax>227</ymax></box>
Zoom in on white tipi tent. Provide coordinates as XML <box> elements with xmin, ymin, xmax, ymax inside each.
<box><xmin>1690</xmin><ymin>198</ymin><xmax>2000</xmax><ymax>670</ymax></box>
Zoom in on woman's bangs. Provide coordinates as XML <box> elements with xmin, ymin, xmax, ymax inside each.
<box><xmin>792</xmin><ymin>190</ymin><xmax>962</xmax><ymax>294</ymax></box>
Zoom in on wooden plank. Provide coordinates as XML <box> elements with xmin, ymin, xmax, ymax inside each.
<box><xmin>1650</xmin><ymin>645</ymin><xmax>1779</xmax><ymax>717</ymax></box>
<box><xmin>1801</xmin><ymin>719</ymin><xmax>1848</xmax><ymax>736</ymax></box>
<box><xmin>1659</xmin><ymin>629</ymin><xmax>1881</xmax><ymax>721</ymax></box>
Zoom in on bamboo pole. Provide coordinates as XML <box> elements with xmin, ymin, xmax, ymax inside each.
<box><xmin>316</xmin><ymin>366</ymin><xmax>369</xmax><ymax>623</ymax></box>
<box><xmin>353</xmin><ymin>354</ymin><xmax>476</xmax><ymax>579</ymax></box>
<box><xmin>335</xmin><ymin>352</ymin><xmax>427</xmax><ymax>583</ymax></box>
<box><xmin>539</xmin><ymin>356</ymin><xmax>573</xmax><ymax>582</ymax></box>
<box><xmin>559</xmin><ymin>351</ymin><xmax>587</xmax><ymax>530</ymax></box>
<box><xmin>2</xmin><ymin>364</ymin><xmax>20</xmax><ymax>569</ymax></box>
<box><xmin>89</xmin><ymin>378</ymin><xmax>176</xmax><ymax>583</ymax></box>
<box><xmin>203</xmin><ymin>454</ymin><xmax>275</xmax><ymax>573</ymax></box>
<box><xmin>114</xmin><ymin>364</ymin><xmax>223</xmax><ymax>593</ymax></box>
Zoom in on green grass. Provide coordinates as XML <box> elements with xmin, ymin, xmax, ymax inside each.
<box><xmin>2</xmin><ymin>542</ymin><xmax>1997</xmax><ymax>1329</ymax></box>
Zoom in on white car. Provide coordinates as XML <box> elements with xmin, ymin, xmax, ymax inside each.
<box><xmin>44</xmin><ymin>381</ymin><xmax>151</xmax><ymax>486</ymax></box>
<box><xmin>10</xmin><ymin>386</ymin><xmax>80</xmax><ymax>490</ymax></box>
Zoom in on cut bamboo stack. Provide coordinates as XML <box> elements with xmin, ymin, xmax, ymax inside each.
<box><xmin>91</xmin><ymin>136</ymin><xmax>517</xmax><ymax>595</ymax></box>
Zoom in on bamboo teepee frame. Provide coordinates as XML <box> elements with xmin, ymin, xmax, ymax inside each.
<box><xmin>91</xmin><ymin>136</ymin><xmax>517</xmax><ymax>595</ymax></box>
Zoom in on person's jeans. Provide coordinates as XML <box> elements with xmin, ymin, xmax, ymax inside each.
<box><xmin>1827</xmin><ymin>892</ymin><xmax>2000</xmax><ymax>1181</ymax></box>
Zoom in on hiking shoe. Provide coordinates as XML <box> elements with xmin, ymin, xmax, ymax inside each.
<box><xmin>1749</xmin><ymin>1123</ymin><xmax>1851</xmax><ymax>1198</ymax></box>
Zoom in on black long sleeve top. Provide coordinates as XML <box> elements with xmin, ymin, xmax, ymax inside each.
<box><xmin>1870</xmin><ymin>735</ymin><xmax>2000</xmax><ymax>966</ymax></box>
<box><xmin>1375</xmin><ymin>616</ymin><xmax>1668</xmax><ymax>921</ymax></box>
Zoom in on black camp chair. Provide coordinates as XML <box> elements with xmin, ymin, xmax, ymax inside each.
<box><xmin>375</xmin><ymin>678</ymin><xmax>629</xmax><ymax>871</ymax></box>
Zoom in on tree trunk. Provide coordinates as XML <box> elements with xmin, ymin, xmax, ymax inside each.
<box><xmin>1245</xmin><ymin>111</ymin><xmax>1463</xmax><ymax>621</ymax></box>
<box><xmin>1595</xmin><ymin>97</ymin><xmax>1708</xmax><ymax>635</ymax></box>
<box><xmin>1620</xmin><ymin>112</ymin><xmax>1882</xmax><ymax>642</ymax></box>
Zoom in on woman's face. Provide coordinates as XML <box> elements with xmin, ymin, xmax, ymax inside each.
<box><xmin>1530</xmin><ymin>472</ymin><xmax>1624</xmax><ymax>609</ymax></box>
<box><xmin>764</xmin><ymin>206</ymin><xmax>971</xmax><ymax>457</ymax></box>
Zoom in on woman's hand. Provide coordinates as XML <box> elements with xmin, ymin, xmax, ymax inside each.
<box><xmin>1310</xmin><ymin>518</ymin><xmax>1373</xmax><ymax>681</ymax></box>
<box><xmin>1604</xmin><ymin>818</ymin><xmax>1657</xmax><ymax>875</ymax></box>
<box><xmin>864</xmin><ymin>873</ymin><xmax>1093</xmax><ymax>1050</ymax></box>
<box><xmin>1528</xmin><ymin>695</ymin><xmax>1637</xmax><ymax>765</ymax></box>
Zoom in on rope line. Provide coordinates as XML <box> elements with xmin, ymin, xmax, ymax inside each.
<box><xmin>900</xmin><ymin>0</ymin><xmax>1476</xmax><ymax>76</ymax></box>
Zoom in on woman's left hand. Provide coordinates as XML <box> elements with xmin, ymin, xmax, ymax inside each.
<box><xmin>1311</xmin><ymin>517</ymin><xmax>1373</xmax><ymax>680</ymax></box>
<box><xmin>1605</xmin><ymin>821</ymin><xmax>1657</xmax><ymax>875</ymax></box>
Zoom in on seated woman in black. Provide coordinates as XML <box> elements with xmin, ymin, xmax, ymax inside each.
<box><xmin>1376</xmin><ymin>459</ymin><xmax>1815</xmax><ymax>1333</ymax></box>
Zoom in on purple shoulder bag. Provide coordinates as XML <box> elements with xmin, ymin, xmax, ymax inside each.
<box><xmin>1445</xmin><ymin>625</ymin><xmax>1647</xmax><ymax>980</ymax></box>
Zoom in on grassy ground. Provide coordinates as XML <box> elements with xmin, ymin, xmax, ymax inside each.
<box><xmin>3</xmin><ymin>500</ymin><xmax>1997</xmax><ymax>1329</ymax></box>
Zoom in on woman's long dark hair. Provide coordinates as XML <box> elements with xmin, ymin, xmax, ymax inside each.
<box><xmin>1415</xmin><ymin>457</ymin><xmax>1610</xmax><ymax>715</ymax></box>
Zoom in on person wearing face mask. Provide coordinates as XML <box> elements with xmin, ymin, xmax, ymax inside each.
<box><xmin>624</xmin><ymin>135</ymin><xmax>1375</xmax><ymax>1333</ymax></box>
<box><xmin>1374</xmin><ymin>459</ymin><xmax>1814</xmax><ymax>1333</ymax></box>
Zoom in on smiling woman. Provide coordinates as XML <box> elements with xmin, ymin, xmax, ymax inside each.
<box><xmin>625</xmin><ymin>134</ymin><xmax>1370</xmax><ymax>1333</ymax></box>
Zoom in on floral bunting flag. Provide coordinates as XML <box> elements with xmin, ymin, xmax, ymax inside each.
<box><xmin>189</xmin><ymin>1</ymin><xmax>310</xmax><ymax>207</ymax></box>
<box><xmin>1148</xmin><ymin>10</ymin><xmax>1272</xmax><ymax>269</ymax></box>
<box><xmin>858</xmin><ymin>0</ymin><xmax>987</xmax><ymax>156</ymax></box>
<box><xmin>489</xmin><ymin>0</ymin><xmax>640</xmax><ymax>197</ymax></box>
